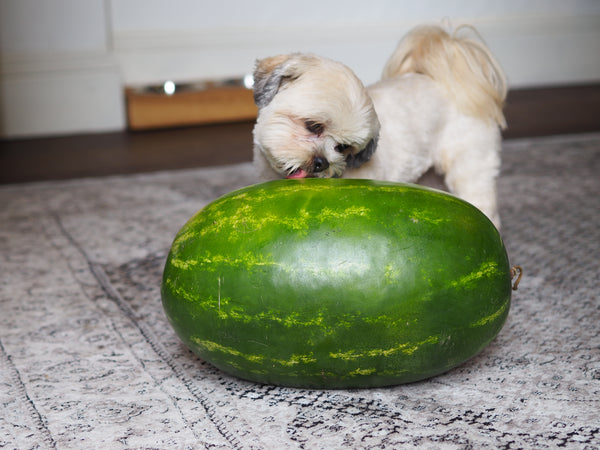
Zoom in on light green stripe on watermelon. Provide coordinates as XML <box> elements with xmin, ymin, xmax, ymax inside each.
<box><xmin>329</xmin><ymin>335</ymin><xmax>440</xmax><ymax>360</ymax></box>
<box><xmin>233</xmin><ymin>180</ymin><xmax>463</xmax><ymax>203</ymax></box>
<box><xmin>451</xmin><ymin>261</ymin><xmax>501</xmax><ymax>289</ymax></box>
<box><xmin>193</xmin><ymin>338</ymin><xmax>317</xmax><ymax>367</ymax></box>
<box><xmin>225</xmin><ymin>308</ymin><xmax>331</xmax><ymax>328</ymax></box>
<box><xmin>170</xmin><ymin>227</ymin><xmax>200</xmax><ymax>252</ymax></box>
<box><xmin>185</xmin><ymin>204</ymin><xmax>371</xmax><ymax>242</ymax></box>
<box><xmin>469</xmin><ymin>300</ymin><xmax>509</xmax><ymax>328</ymax></box>
<box><xmin>168</xmin><ymin>251</ymin><xmax>280</xmax><ymax>272</ymax></box>
<box><xmin>319</xmin><ymin>205</ymin><xmax>370</xmax><ymax>220</ymax></box>
<box><xmin>192</xmin><ymin>336</ymin><xmax>441</xmax><ymax>373</ymax></box>
<box><xmin>165</xmin><ymin>276</ymin><xmax>427</xmax><ymax>335</ymax></box>
<box><xmin>166</xmin><ymin>268</ymin><xmax>507</xmax><ymax>333</ymax></box>
<box><xmin>163</xmin><ymin>280</ymin><xmax>198</xmax><ymax>304</ymax></box>
<box><xmin>407</xmin><ymin>208</ymin><xmax>450</xmax><ymax>225</ymax></box>
<box><xmin>170</xmin><ymin>184</ymin><xmax>378</xmax><ymax>249</ymax></box>
<box><xmin>348</xmin><ymin>367</ymin><xmax>378</xmax><ymax>377</ymax></box>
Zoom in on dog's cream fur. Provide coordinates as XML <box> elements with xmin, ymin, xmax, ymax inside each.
<box><xmin>252</xmin><ymin>25</ymin><xmax>507</xmax><ymax>228</ymax></box>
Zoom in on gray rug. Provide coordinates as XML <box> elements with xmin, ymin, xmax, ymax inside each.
<box><xmin>1</xmin><ymin>133</ymin><xmax>599</xmax><ymax>449</ymax></box>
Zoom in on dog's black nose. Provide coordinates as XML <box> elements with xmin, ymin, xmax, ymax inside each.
<box><xmin>313</xmin><ymin>156</ymin><xmax>329</xmax><ymax>173</ymax></box>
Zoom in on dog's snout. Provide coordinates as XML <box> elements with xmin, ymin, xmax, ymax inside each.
<box><xmin>313</xmin><ymin>156</ymin><xmax>329</xmax><ymax>173</ymax></box>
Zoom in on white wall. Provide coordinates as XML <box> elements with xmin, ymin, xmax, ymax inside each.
<box><xmin>0</xmin><ymin>0</ymin><xmax>125</xmax><ymax>137</ymax></box>
<box><xmin>1</xmin><ymin>0</ymin><xmax>599</xmax><ymax>138</ymax></box>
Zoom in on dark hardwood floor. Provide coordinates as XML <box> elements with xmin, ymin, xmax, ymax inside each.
<box><xmin>1</xmin><ymin>84</ymin><xmax>599</xmax><ymax>185</ymax></box>
<box><xmin>0</xmin><ymin>122</ymin><xmax>255</xmax><ymax>184</ymax></box>
<box><xmin>502</xmin><ymin>84</ymin><xmax>600</xmax><ymax>137</ymax></box>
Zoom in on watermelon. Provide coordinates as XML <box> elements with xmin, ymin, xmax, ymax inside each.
<box><xmin>161</xmin><ymin>179</ymin><xmax>513</xmax><ymax>388</ymax></box>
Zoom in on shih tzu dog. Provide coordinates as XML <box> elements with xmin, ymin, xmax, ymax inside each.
<box><xmin>251</xmin><ymin>24</ymin><xmax>507</xmax><ymax>228</ymax></box>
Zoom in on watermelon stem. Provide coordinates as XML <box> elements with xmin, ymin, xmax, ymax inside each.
<box><xmin>510</xmin><ymin>265</ymin><xmax>523</xmax><ymax>290</ymax></box>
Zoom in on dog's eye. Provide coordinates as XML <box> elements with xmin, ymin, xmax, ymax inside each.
<box><xmin>335</xmin><ymin>143</ymin><xmax>351</xmax><ymax>153</ymax></box>
<box><xmin>305</xmin><ymin>120</ymin><xmax>324</xmax><ymax>135</ymax></box>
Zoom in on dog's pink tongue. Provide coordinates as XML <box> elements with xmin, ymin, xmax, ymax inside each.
<box><xmin>286</xmin><ymin>169</ymin><xmax>308</xmax><ymax>179</ymax></box>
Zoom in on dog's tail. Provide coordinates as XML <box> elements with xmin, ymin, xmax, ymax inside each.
<box><xmin>382</xmin><ymin>24</ymin><xmax>507</xmax><ymax>129</ymax></box>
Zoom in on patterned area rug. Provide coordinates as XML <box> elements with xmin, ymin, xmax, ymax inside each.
<box><xmin>1</xmin><ymin>133</ymin><xmax>599</xmax><ymax>448</ymax></box>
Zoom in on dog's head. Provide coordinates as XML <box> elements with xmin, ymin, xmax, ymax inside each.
<box><xmin>252</xmin><ymin>53</ymin><xmax>380</xmax><ymax>179</ymax></box>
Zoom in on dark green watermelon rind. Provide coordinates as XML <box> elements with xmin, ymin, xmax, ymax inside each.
<box><xmin>161</xmin><ymin>270</ymin><xmax>510</xmax><ymax>388</ymax></box>
<box><xmin>161</xmin><ymin>179</ymin><xmax>512</xmax><ymax>388</ymax></box>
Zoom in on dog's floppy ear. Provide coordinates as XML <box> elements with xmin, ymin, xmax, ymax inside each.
<box><xmin>253</xmin><ymin>54</ymin><xmax>301</xmax><ymax>108</ymax></box>
<box><xmin>345</xmin><ymin>136</ymin><xmax>378</xmax><ymax>169</ymax></box>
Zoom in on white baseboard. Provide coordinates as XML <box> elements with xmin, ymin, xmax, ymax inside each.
<box><xmin>1</xmin><ymin>53</ymin><xmax>125</xmax><ymax>139</ymax></box>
